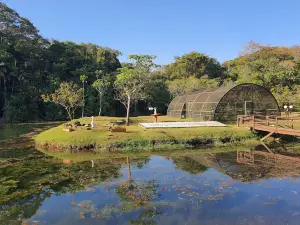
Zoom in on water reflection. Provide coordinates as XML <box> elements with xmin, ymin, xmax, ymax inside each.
<box><xmin>2</xmin><ymin>146</ymin><xmax>300</xmax><ymax>224</ymax></box>
<box><xmin>0</xmin><ymin>148</ymin><xmax>122</xmax><ymax>224</ymax></box>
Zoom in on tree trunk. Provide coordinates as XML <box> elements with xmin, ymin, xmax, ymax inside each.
<box><xmin>66</xmin><ymin>107</ymin><xmax>73</xmax><ymax>121</ymax></box>
<box><xmin>127</xmin><ymin>156</ymin><xmax>132</xmax><ymax>181</ymax></box>
<box><xmin>99</xmin><ymin>92</ymin><xmax>102</xmax><ymax>116</ymax></box>
<box><xmin>11</xmin><ymin>76</ymin><xmax>15</xmax><ymax>95</ymax></box>
<box><xmin>126</xmin><ymin>95</ymin><xmax>131</xmax><ymax>126</ymax></box>
<box><xmin>82</xmin><ymin>81</ymin><xmax>85</xmax><ymax>118</ymax></box>
<box><xmin>3</xmin><ymin>75</ymin><xmax>7</xmax><ymax>108</ymax></box>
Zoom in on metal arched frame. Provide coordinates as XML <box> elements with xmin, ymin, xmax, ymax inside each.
<box><xmin>213</xmin><ymin>83</ymin><xmax>281</xmax><ymax>121</ymax></box>
<box><xmin>167</xmin><ymin>94</ymin><xmax>187</xmax><ymax>118</ymax></box>
<box><xmin>167</xmin><ymin>83</ymin><xmax>281</xmax><ymax>122</ymax></box>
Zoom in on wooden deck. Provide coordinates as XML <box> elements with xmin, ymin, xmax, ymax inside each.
<box><xmin>252</xmin><ymin>125</ymin><xmax>300</xmax><ymax>137</ymax></box>
<box><xmin>237</xmin><ymin>114</ymin><xmax>300</xmax><ymax>139</ymax></box>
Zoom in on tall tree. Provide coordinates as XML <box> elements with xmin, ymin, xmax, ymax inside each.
<box><xmin>164</xmin><ymin>52</ymin><xmax>225</xmax><ymax>80</ymax></box>
<box><xmin>0</xmin><ymin>2</ymin><xmax>49</xmax><ymax>121</ymax></box>
<box><xmin>92</xmin><ymin>70</ymin><xmax>110</xmax><ymax>116</ymax></box>
<box><xmin>114</xmin><ymin>55</ymin><xmax>157</xmax><ymax>126</ymax></box>
<box><xmin>224</xmin><ymin>41</ymin><xmax>300</xmax><ymax>103</ymax></box>
<box><xmin>167</xmin><ymin>76</ymin><xmax>220</xmax><ymax>97</ymax></box>
<box><xmin>80</xmin><ymin>74</ymin><xmax>88</xmax><ymax>118</ymax></box>
<box><xmin>0</xmin><ymin>3</ymin><xmax>122</xmax><ymax>122</ymax></box>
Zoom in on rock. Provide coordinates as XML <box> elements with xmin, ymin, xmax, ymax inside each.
<box><xmin>110</xmin><ymin>127</ymin><xmax>126</xmax><ymax>132</ymax></box>
<box><xmin>63</xmin><ymin>128</ymin><xmax>73</xmax><ymax>132</ymax></box>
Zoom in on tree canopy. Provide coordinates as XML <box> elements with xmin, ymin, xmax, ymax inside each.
<box><xmin>224</xmin><ymin>41</ymin><xmax>300</xmax><ymax>107</ymax></box>
<box><xmin>42</xmin><ymin>82</ymin><xmax>83</xmax><ymax>121</ymax></box>
<box><xmin>164</xmin><ymin>52</ymin><xmax>225</xmax><ymax>80</ymax></box>
<box><xmin>0</xmin><ymin>3</ymin><xmax>121</xmax><ymax>122</ymax></box>
<box><xmin>114</xmin><ymin>55</ymin><xmax>157</xmax><ymax>125</ymax></box>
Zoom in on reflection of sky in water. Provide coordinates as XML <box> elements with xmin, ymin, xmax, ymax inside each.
<box><xmin>25</xmin><ymin>155</ymin><xmax>300</xmax><ymax>225</ymax></box>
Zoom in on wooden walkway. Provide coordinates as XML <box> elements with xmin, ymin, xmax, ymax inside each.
<box><xmin>252</xmin><ymin>125</ymin><xmax>300</xmax><ymax>137</ymax></box>
<box><xmin>237</xmin><ymin>114</ymin><xmax>300</xmax><ymax>139</ymax></box>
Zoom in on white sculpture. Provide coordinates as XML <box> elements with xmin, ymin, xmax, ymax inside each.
<box><xmin>148</xmin><ymin>106</ymin><xmax>157</xmax><ymax>114</ymax></box>
<box><xmin>91</xmin><ymin>116</ymin><xmax>95</xmax><ymax>128</ymax></box>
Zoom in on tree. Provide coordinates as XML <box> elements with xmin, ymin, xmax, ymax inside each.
<box><xmin>224</xmin><ymin>41</ymin><xmax>300</xmax><ymax>104</ymax></box>
<box><xmin>167</xmin><ymin>76</ymin><xmax>220</xmax><ymax>96</ymax></box>
<box><xmin>80</xmin><ymin>74</ymin><xmax>88</xmax><ymax>118</ymax></box>
<box><xmin>164</xmin><ymin>52</ymin><xmax>225</xmax><ymax>80</ymax></box>
<box><xmin>114</xmin><ymin>55</ymin><xmax>157</xmax><ymax>126</ymax></box>
<box><xmin>92</xmin><ymin>71</ymin><xmax>110</xmax><ymax>116</ymax></box>
<box><xmin>41</xmin><ymin>82</ymin><xmax>83</xmax><ymax>121</ymax></box>
<box><xmin>0</xmin><ymin>2</ymin><xmax>49</xmax><ymax>121</ymax></box>
<box><xmin>238</xmin><ymin>40</ymin><xmax>265</xmax><ymax>56</ymax></box>
<box><xmin>0</xmin><ymin>3</ymin><xmax>122</xmax><ymax>122</ymax></box>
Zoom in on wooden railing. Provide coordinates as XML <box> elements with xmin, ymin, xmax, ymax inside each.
<box><xmin>237</xmin><ymin>114</ymin><xmax>297</xmax><ymax>129</ymax></box>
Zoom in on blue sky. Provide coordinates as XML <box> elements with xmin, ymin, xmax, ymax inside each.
<box><xmin>3</xmin><ymin>0</ymin><xmax>300</xmax><ymax>65</ymax></box>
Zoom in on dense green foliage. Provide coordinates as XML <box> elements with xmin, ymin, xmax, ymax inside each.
<box><xmin>224</xmin><ymin>41</ymin><xmax>300</xmax><ymax>108</ymax></box>
<box><xmin>42</xmin><ymin>82</ymin><xmax>84</xmax><ymax>120</ymax></box>
<box><xmin>2</xmin><ymin>3</ymin><xmax>300</xmax><ymax>123</ymax></box>
<box><xmin>0</xmin><ymin>3</ymin><xmax>121</xmax><ymax>122</ymax></box>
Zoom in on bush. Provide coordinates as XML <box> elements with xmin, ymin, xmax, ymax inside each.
<box><xmin>73</xmin><ymin>121</ymin><xmax>81</xmax><ymax>126</ymax></box>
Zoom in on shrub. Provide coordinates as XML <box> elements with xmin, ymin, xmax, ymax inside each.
<box><xmin>73</xmin><ymin>121</ymin><xmax>81</xmax><ymax>126</ymax></box>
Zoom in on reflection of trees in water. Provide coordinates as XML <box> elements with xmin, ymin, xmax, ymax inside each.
<box><xmin>171</xmin><ymin>156</ymin><xmax>208</xmax><ymax>174</ymax></box>
<box><xmin>135</xmin><ymin>158</ymin><xmax>151</xmax><ymax>169</ymax></box>
<box><xmin>187</xmin><ymin>150</ymin><xmax>300</xmax><ymax>182</ymax></box>
<box><xmin>168</xmin><ymin>151</ymin><xmax>300</xmax><ymax>182</ymax></box>
<box><xmin>56</xmin><ymin>156</ymin><xmax>158</xmax><ymax>223</ymax></box>
<box><xmin>0</xmin><ymin>150</ymin><xmax>121</xmax><ymax>224</ymax></box>
<box><xmin>237</xmin><ymin>149</ymin><xmax>300</xmax><ymax>178</ymax></box>
<box><xmin>114</xmin><ymin>157</ymin><xmax>161</xmax><ymax>224</ymax></box>
<box><xmin>192</xmin><ymin>151</ymin><xmax>273</xmax><ymax>182</ymax></box>
<box><xmin>129</xmin><ymin>207</ymin><xmax>163</xmax><ymax>225</ymax></box>
<box><xmin>116</xmin><ymin>157</ymin><xmax>160</xmax><ymax>207</ymax></box>
<box><xmin>115</xmin><ymin>180</ymin><xmax>160</xmax><ymax>206</ymax></box>
<box><xmin>86</xmin><ymin>156</ymin><xmax>161</xmax><ymax>224</ymax></box>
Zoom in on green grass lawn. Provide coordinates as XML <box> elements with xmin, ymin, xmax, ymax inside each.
<box><xmin>34</xmin><ymin>116</ymin><xmax>257</xmax><ymax>152</ymax></box>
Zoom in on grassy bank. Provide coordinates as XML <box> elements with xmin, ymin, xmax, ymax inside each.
<box><xmin>34</xmin><ymin>116</ymin><xmax>258</xmax><ymax>153</ymax></box>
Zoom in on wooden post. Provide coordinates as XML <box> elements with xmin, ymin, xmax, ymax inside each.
<box><xmin>237</xmin><ymin>116</ymin><xmax>240</xmax><ymax>127</ymax></box>
<box><xmin>292</xmin><ymin>119</ymin><xmax>294</xmax><ymax>129</ymax></box>
<box><xmin>253</xmin><ymin>115</ymin><xmax>255</xmax><ymax>127</ymax></box>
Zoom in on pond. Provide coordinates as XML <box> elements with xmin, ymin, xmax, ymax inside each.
<box><xmin>1</xmin><ymin>125</ymin><xmax>300</xmax><ymax>225</ymax></box>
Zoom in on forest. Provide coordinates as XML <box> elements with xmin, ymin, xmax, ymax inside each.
<box><xmin>2</xmin><ymin>2</ymin><xmax>300</xmax><ymax>123</ymax></box>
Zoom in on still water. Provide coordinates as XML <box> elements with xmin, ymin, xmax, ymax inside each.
<box><xmin>2</xmin><ymin>142</ymin><xmax>300</xmax><ymax>225</ymax></box>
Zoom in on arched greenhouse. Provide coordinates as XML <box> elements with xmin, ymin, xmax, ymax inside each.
<box><xmin>167</xmin><ymin>83</ymin><xmax>280</xmax><ymax>122</ymax></box>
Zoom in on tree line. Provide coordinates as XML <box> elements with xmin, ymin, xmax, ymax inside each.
<box><xmin>1</xmin><ymin>2</ymin><xmax>300</xmax><ymax>123</ymax></box>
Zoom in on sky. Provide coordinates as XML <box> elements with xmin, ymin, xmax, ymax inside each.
<box><xmin>3</xmin><ymin>0</ymin><xmax>300</xmax><ymax>65</ymax></box>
